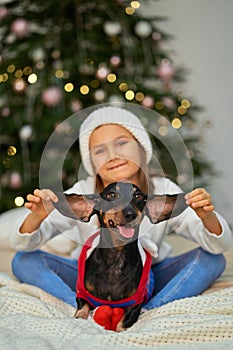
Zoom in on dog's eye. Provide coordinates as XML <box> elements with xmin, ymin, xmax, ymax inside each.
<box><xmin>134</xmin><ymin>193</ymin><xmax>144</xmax><ymax>202</ymax></box>
<box><xmin>106</xmin><ymin>191</ymin><xmax>118</xmax><ymax>201</ymax></box>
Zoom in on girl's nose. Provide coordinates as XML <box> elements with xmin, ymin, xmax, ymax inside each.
<box><xmin>107</xmin><ymin>145</ymin><xmax>117</xmax><ymax>160</ymax></box>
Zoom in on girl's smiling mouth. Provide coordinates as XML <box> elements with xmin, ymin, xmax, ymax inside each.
<box><xmin>107</xmin><ymin>162</ymin><xmax>127</xmax><ymax>171</ymax></box>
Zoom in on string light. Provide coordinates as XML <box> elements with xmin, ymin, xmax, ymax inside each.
<box><xmin>23</xmin><ymin>66</ymin><xmax>32</xmax><ymax>75</ymax></box>
<box><xmin>181</xmin><ymin>99</ymin><xmax>191</xmax><ymax>109</ymax></box>
<box><xmin>0</xmin><ymin>73</ymin><xmax>8</xmax><ymax>82</ymax></box>
<box><xmin>158</xmin><ymin>125</ymin><xmax>168</xmax><ymax>136</ymax></box>
<box><xmin>125</xmin><ymin>7</ymin><xmax>135</xmax><ymax>15</ymax></box>
<box><xmin>125</xmin><ymin>90</ymin><xmax>134</xmax><ymax>100</ymax></box>
<box><xmin>178</xmin><ymin>106</ymin><xmax>187</xmax><ymax>115</ymax></box>
<box><xmin>55</xmin><ymin>69</ymin><xmax>64</xmax><ymax>78</ymax></box>
<box><xmin>7</xmin><ymin>64</ymin><xmax>15</xmax><ymax>73</ymax></box>
<box><xmin>135</xmin><ymin>92</ymin><xmax>144</xmax><ymax>102</ymax></box>
<box><xmin>2</xmin><ymin>158</ymin><xmax>11</xmax><ymax>168</ymax></box>
<box><xmin>107</xmin><ymin>73</ymin><xmax>116</xmax><ymax>83</ymax></box>
<box><xmin>80</xmin><ymin>85</ymin><xmax>89</xmax><ymax>95</ymax></box>
<box><xmin>7</xmin><ymin>146</ymin><xmax>17</xmax><ymax>156</ymax></box>
<box><xmin>90</xmin><ymin>79</ymin><xmax>99</xmax><ymax>88</ymax></box>
<box><xmin>131</xmin><ymin>1</ymin><xmax>141</xmax><ymax>9</ymax></box>
<box><xmin>15</xmin><ymin>196</ymin><xmax>24</xmax><ymax>207</ymax></box>
<box><xmin>172</xmin><ymin>117</ymin><xmax>182</xmax><ymax>129</ymax></box>
<box><xmin>28</xmin><ymin>73</ymin><xmax>37</xmax><ymax>84</ymax></box>
<box><xmin>155</xmin><ymin>101</ymin><xmax>164</xmax><ymax>110</ymax></box>
<box><xmin>15</xmin><ymin>70</ymin><xmax>23</xmax><ymax>78</ymax></box>
<box><xmin>64</xmin><ymin>83</ymin><xmax>74</xmax><ymax>92</ymax></box>
<box><xmin>119</xmin><ymin>82</ymin><xmax>128</xmax><ymax>91</ymax></box>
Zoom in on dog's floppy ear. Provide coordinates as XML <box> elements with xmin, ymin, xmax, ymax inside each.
<box><xmin>145</xmin><ymin>193</ymin><xmax>188</xmax><ymax>224</ymax></box>
<box><xmin>53</xmin><ymin>193</ymin><xmax>100</xmax><ymax>222</ymax></box>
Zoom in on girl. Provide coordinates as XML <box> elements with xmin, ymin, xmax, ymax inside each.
<box><xmin>10</xmin><ymin>106</ymin><xmax>232</xmax><ymax>310</ymax></box>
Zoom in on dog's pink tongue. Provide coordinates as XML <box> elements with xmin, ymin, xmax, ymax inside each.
<box><xmin>118</xmin><ymin>226</ymin><xmax>135</xmax><ymax>238</ymax></box>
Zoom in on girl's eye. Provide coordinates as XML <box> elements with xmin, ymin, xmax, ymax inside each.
<box><xmin>116</xmin><ymin>138</ymin><xmax>128</xmax><ymax>147</ymax></box>
<box><xmin>93</xmin><ymin>147</ymin><xmax>105</xmax><ymax>155</ymax></box>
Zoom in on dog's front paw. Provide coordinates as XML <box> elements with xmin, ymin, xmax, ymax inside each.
<box><xmin>116</xmin><ymin>320</ymin><xmax>127</xmax><ymax>332</ymax></box>
<box><xmin>74</xmin><ymin>304</ymin><xmax>90</xmax><ymax>319</ymax></box>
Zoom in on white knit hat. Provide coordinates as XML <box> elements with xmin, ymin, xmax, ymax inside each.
<box><xmin>79</xmin><ymin>106</ymin><xmax>153</xmax><ymax>176</ymax></box>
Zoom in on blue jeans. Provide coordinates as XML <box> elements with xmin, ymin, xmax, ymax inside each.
<box><xmin>11</xmin><ymin>247</ymin><xmax>226</xmax><ymax>309</ymax></box>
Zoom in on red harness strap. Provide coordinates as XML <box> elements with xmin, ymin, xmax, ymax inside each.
<box><xmin>76</xmin><ymin>231</ymin><xmax>152</xmax><ymax>308</ymax></box>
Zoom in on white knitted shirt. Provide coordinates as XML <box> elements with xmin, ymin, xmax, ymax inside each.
<box><xmin>9</xmin><ymin>177</ymin><xmax>232</xmax><ymax>263</ymax></box>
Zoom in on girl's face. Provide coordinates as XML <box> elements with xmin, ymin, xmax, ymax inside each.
<box><xmin>89</xmin><ymin>124</ymin><xmax>142</xmax><ymax>188</ymax></box>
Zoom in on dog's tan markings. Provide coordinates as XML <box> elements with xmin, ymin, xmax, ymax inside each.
<box><xmin>116</xmin><ymin>316</ymin><xmax>127</xmax><ymax>332</ymax></box>
<box><xmin>73</xmin><ymin>303</ymin><xmax>90</xmax><ymax>319</ymax></box>
<box><xmin>85</xmin><ymin>281</ymin><xmax>95</xmax><ymax>293</ymax></box>
<box><xmin>128</xmin><ymin>288</ymin><xmax>137</xmax><ymax>297</ymax></box>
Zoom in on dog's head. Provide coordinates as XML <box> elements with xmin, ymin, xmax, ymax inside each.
<box><xmin>53</xmin><ymin>182</ymin><xmax>188</xmax><ymax>242</ymax></box>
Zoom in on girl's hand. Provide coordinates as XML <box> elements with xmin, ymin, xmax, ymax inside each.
<box><xmin>25</xmin><ymin>189</ymin><xmax>58</xmax><ymax>221</ymax></box>
<box><xmin>185</xmin><ymin>188</ymin><xmax>214</xmax><ymax>220</ymax></box>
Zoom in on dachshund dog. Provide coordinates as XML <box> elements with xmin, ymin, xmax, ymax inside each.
<box><xmin>54</xmin><ymin>182</ymin><xmax>187</xmax><ymax>331</ymax></box>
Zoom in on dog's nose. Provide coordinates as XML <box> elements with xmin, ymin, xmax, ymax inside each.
<box><xmin>122</xmin><ymin>206</ymin><xmax>137</xmax><ymax>222</ymax></box>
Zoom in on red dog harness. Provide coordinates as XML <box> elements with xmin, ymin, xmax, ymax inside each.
<box><xmin>76</xmin><ymin>231</ymin><xmax>154</xmax><ymax>308</ymax></box>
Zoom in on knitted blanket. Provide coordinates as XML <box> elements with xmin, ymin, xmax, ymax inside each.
<box><xmin>0</xmin><ymin>272</ymin><xmax>232</xmax><ymax>350</ymax></box>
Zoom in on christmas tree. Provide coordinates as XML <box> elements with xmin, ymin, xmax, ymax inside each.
<box><xmin>0</xmin><ymin>0</ymin><xmax>212</xmax><ymax>212</ymax></box>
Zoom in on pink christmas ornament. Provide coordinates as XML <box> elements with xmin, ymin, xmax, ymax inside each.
<box><xmin>96</xmin><ymin>65</ymin><xmax>109</xmax><ymax>80</ymax></box>
<box><xmin>11</xmin><ymin>18</ymin><xmax>30</xmax><ymax>38</ymax></box>
<box><xmin>110</xmin><ymin>56</ymin><xmax>121</xmax><ymax>67</ymax></box>
<box><xmin>141</xmin><ymin>96</ymin><xmax>154</xmax><ymax>108</ymax></box>
<box><xmin>0</xmin><ymin>7</ymin><xmax>8</xmax><ymax>19</ymax></box>
<box><xmin>70</xmin><ymin>99</ymin><xmax>82</xmax><ymax>113</ymax></box>
<box><xmin>41</xmin><ymin>86</ymin><xmax>62</xmax><ymax>107</ymax></box>
<box><xmin>9</xmin><ymin>171</ymin><xmax>22</xmax><ymax>190</ymax></box>
<box><xmin>163</xmin><ymin>97</ymin><xmax>176</xmax><ymax>110</ymax></box>
<box><xmin>1</xmin><ymin>107</ymin><xmax>11</xmax><ymax>118</ymax></box>
<box><xmin>157</xmin><ymin>60</ymin><xmax>175</xmax><ymax>81</ymax></box>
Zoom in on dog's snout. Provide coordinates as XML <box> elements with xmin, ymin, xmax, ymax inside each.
<box><xmin>122</xmin><ymin>205</ymin><xmax>137</xmax><ymax>222</ymax></box>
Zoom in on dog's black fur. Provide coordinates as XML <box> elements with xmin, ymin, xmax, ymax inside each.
<box><xmin>54</xmin><ymin>182</ymin><xmax>187</xmax><ymax>331</ymax></box>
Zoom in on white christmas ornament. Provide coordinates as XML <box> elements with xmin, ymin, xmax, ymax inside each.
<box><xmin>103</xmin><ymin>21</ymin><xmax>121</xmax><ymax>36</ymax></box>
<box><xmin>135</xmin><ymin>21</ymin><xmax>152</xmax><ymax>38</ymax></box>
<box><xmin>141</xmin><ymin>96</ymin><xmax>154</xmax><ymax>108</ymax></box>
<box><xmin>19</xmin><ymin>125</ymin><xmax>33</xmax><ymax>140</ymax></box>
<box><xmin>94</xmin><ymin>89</ymin><xmax>106</xmax><ymax>101</ymax></box>
<box><xmin>30</xmin><ymin>47</ymin><xmax>46</xmax><ymax>62</ymax></box>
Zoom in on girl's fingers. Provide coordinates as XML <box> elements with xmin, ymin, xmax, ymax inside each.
<box><xmin>190</xmin><ymin>200</ymin><xmax>214</xmax><ymax>211</ymax></box>
<box><xmin>24</xmin><ymin>202</ymin><xmax>33</xmax><ymax>209</ymax></box>
<box><xmin>185</xmin><ymin>189</ymin><xmax>210</xmax><ymax>205</ymax></box>
<box><xmin>190</xmin><ymin>199</ymin><xmax>214</xmax><ymax>210</ymax></box>
<box><xmin>33</xmin><ymin>188</ymin><xmax>58</xmax><ymax>203</ymax></box>
<box><xmin>26</xmin><ymin>193</ymin><xmax>41</xmax><ymax>203</ymax></box>
<box><xmin>203</xmin><ymin>205</ymin><xmax>215</xmax><ymax>212</ymax></box>
<box><xmin>185</xmin><ymin>188</ymin><xmax>214</xmax><ymax>213</ymax></box>
<box><xmin>41</xmin><ymin>189</ymin><xmax>58</xmax><ymax>202</ymax></box>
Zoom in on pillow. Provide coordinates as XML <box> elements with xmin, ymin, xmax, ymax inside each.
<box><xmin>0</xmin><ymin>207</ymin><xmax>28</xmax><ymax>250</ymax></box>
<box><xmin>0</xmin><ymin>207</ymin><xmax>77</xmax><ymax>255</ymax></box>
